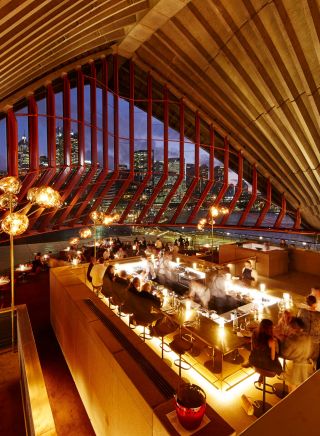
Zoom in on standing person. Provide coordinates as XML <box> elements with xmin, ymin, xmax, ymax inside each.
<box><xmin>281</xmin><ymin>317</ymin><xmax>315</xmax><ymax>390</ymax></box>
<box><xmin>90</xmin><ymin>257</ymin><xmax>107</xmax><ymax>296</ymax></box>
<box><xmin>31</xmin><ymin>252</ymin><xmax>43</xmax><ymax>274</ymax></box>
<box><xmin>241</xmin><ymin>260</ymin><xmax>257</xmax><ymax>285</ymax></box>
<box><xmin>248</xmin><ymin>318</ymin><xmax>283</xmax><ymax>382</ymax></box>
<box><xmin>298</xmin><ymin>295</ymin><xmax>320</xmax><ymax>369</ymax></box>
<box><xmin>87</xmin><ymin>257</ymin><xmax>96</xmax><ymax>283</ymax></box>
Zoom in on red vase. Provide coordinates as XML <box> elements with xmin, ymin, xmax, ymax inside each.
<box><xmin>175</xmin><ymin>384</ymin><xmax>206</xmax><ymax>430</ymax></box>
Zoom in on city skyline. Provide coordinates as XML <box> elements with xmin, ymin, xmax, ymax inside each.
<box><xmin>0</xmin><ymin>89</ymin><xmax>243</xmax><ymax>187</ymax></box>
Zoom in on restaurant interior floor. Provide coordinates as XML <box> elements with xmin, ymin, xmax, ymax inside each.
<box><xmin>1</xmin><ymin>267</ymin><xmax>318</xmax><ymax>435</ymax></box>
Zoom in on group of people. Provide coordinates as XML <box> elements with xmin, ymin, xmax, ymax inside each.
<box><xmin>87</xmin><ymin>259</ymin><xmax>165</xmax><ymax>329</ymax></box>
<box><xmin>246</xmin><ymin>286</ymin><xmax>320</xmax><ymax>390</ymax></box>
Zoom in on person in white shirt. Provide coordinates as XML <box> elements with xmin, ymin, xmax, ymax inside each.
<box><xmin>90</xmin><ymin>258</ymin><xmax>107</xmax><ymax>295</ymax></box>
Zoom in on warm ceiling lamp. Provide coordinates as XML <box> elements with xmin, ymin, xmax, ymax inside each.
<box><xmin>26</xmin><ymin>186</ymin><xmax>38</xmax><ymax>203</ymax></box>
<box><xmin>1</xmin><ymin>212</ymin><xmax>29</xmax><ymax>236</ymax></box>
<box><xmin>0</xmin><ymin>193</ymin><xmax>18</xmax><ymax>210</ymax></box>
<box><xmin>79</xmin><ymin>227</ymin><xmax>92</xmax><ymax>239</ymax></box>
<box><xmin>29</xmin><ymin>186</ymin><xmax>62</xmax><ymax>208</ymax></box>
<box><xmin>69</xmin><ymin>237</ymin><xmax>79</xmax><ymax>246</ymax></box>
<box><xmin>89</xmin><ymin>210</ymin><xmax>105</xmax><ymax>225</ymax></box>
<box><xmin>0</xmin><ymin>176</ymin><xmax>22</xmax><ymax>195</ymax></box>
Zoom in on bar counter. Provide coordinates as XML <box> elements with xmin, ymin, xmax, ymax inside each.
<box><xmin>50</xmin><ymin>264</ymin><xmax>235</xmax><ymax>436</ymax></box>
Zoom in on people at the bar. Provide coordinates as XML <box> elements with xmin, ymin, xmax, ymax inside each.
<box><xmin>274</xmin><ymin>309</ymin><xmax>293</xmax><ymax>341</ymax></box>
<box><xmin>298</xmin><ymin>295</ymin><xmax>320</xmax><ymax>369</ymax></box>
<box><xmin>128</xmin><ymin>276</ymin><xmax>141</xmax><ymax>295</ymax></box>
<box><xmin>248</xmin><ymin>318</ymin><xmax>283</xmax><ymax>382</ymax></box>
<box><xmin>90</xmin><ymin>257</ymin><xmax>107</xmax><ymax>295</ymax></box>
<box><xmin>140</xmin><ymin>282</ymin><xmax>161</xmax><ymax>308</ymax></box>
<box><xmin>280</xmin><ymin>317</ymin><xmax>315</xmax><ymax>390</ymax></box>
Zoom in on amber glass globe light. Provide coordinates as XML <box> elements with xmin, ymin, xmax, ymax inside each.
<box><xmin>1</xmin><ymin>212</ymin><xmax>29</xmax><ymax>236</ymax></box>
<box><xmin>0</xmin><ymin>193</ymin><xmax>18</xmax><ymax>210</ymax></box>
<box><xmin>33</xmin><ymin>186</ymin><xmax>61</xmax><ymax>208</ymax></box>
<box><xmin>89</xmin><ymin>210</ymin><xmax>104</xmax><ymax>225</ymax></box>
<box><xmin>27</xmin><ymin>187</ymin><xmax>39</xmax><ymax>203</ymax></box>
<box><xmin>103</xmin><ymin>215</ymin><xmax>113</xmax><ymax>225</ymax></box>
<box><xmin>79</xmin><ymin>227</ymin><xmax>92</xmax><ymax>239</ymax></box>
<box><xmin>0</xmin><ymin>176</ymin><xmax>22</xmax><ymax>195</ymax></box>
<box><xmin>111</xmin><ymin>212</ymin><xmax>120</xmax><ymax>221</ymax></box>
<box><xmin>69</xmin><ymin>237</ymin><xmax>79</xmax><ymax>246</ymax></box>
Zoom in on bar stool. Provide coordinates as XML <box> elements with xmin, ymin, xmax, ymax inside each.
<box><xmin>169</xmin><ymin>337</ymin><xmax>193</xmax><ymax>377</ymax></box>
<box><xmin>132</xmin><ymin>316</ymin><xmax>153</xmax><ymax>341</ymax></box>
<box><xmin>152</xmin><ymin>321</ymin><xmax>178</xmax><ymax>359</ymax></box>
<box><xmin>253</xmin><ymin>367</ymin><xmax>276</xmax><ymax>417</ymax></box>
<box><xmin>273</xmin><ymin>359</ymin><xmax>289</xmax><ymax>399</ymax></box>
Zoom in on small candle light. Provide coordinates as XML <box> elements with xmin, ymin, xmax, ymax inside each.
<box><xmin>133</xmin><ymin>244</ymin><xmax>136</xmax><ymax>250</ymax></box>
<box><xmin>185</xmin><ymin>300</ymin><xmax>191</xmax><ymax>311</ymax></box>
<box><xmin>260</xmin><ymin>283</ymin><xmax>266</xmax><ymax>293</ymax></box>
<box><xmin>283</xmin><ymin>292</ymin><xmax>290</xmax><ymax>301</ymax></box>
<box><xmin>176</xmin><ymin>258</ymin><xmax>180</xmax><ymax>265</ymax></box>
<box><xmin>192</xmin><ymin>262</ymin><xmax>197</xmax><ymax>270</ymax></box>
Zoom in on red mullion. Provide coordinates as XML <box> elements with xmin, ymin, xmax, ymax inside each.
<box><xmin>70</xmin><ymin>60</ymin><xmax>109</xmax><ymax>225</ymax></box>
<box><xmin>90</xmin><ymin>62</ymin><xmax>97</xmax><ymax>164</ymax></box>
<box><xmin>106</xmin><ymin>60</ymin><xmax>135</xmax><ymax>215</ymax></box>
<box><xmin>63</xmin><ymin>74</ymin><xmax>71</xmax><ymax>166</ymax></box>
<box><xmin>221</xmin><ymin>152</ymin><xmax>243</xmax><ymax>225</ymax></box>
<box><xmin>171</xmin><ymin>112</ymin><xmax>200</xmax><ymax>223</ymax></box>
<box><xmin>18</xmin><ymin>95</ymin><xmax>40</xmax><ymax>200</ymax></box>
<box><xmin>207</xmin><ymin>137</ymin><xmax>229</xmax><ymax>216</ymax></box>
<box><xmin>255</xmin><ymin>178</ymin><xmax>271</xmax><ymax>227</ymax></box>
<box><xmin>137</xmin><ymin>85</ymin><xmax>169</xmax><ymax>223</ymax></box>
<box><xmin>187</xmin><ymin>125</ymin><xmax>215</xmax><ymax>224</ymax></box>
<box><xmin>39</xmin><ymin>75</ymin><xmax>74</xmax><ymax>196</ymax></box>
<box><xmin>27</xmin><ymin>84</ymin><xmax>58</xmax><ymax>230</ymax></box>
<box><xmin>77</xmin><ymin>69</ymin><xmax>85</xmax><ymax>166</ymax></box>
<box><xmin>83</xmin><ymin>54</ymin><xmax>120</xmax><ymax>224</ymax></box>
<box><xmin>274</xmin><ymin>194</ymin><xmax>286</xmax><ymax>228</ymax></box>
<box><xmin>38</xmin><ymin>75</ymin><xmax>75</xmax><ymax>230</ymax></box>
<box><xmin>102</xmin><ymin>57</ymin><xmax>109</xmax><ymax>170</ymax></box>
<box><xmin>39</xmin><ymin>83</ymin><xmax>58</xmax><ymax>186</ymax></box>
<box><xmin>293</xmin><ymin>208</ymin><xmax>301</xmax><ymax>230</ymax></box>
<box><xmin>55</xmin><ymin>64</ymin><xmax>99</xmax><ymax>226</ymax></box>
<box><xmin>56</xmin><ymin>68</ymin><xmax>88</xmax><ymax>228</ymax></box>
<box><xmin>154</xmin><ymin>99</ymin><xmax>185</xmax><ymax>224</ymax></box>
<box><xmin>238</xmin><ymin>165</ymin><xmax>257</xmax><ymax>226</ymax></box>
<box><xmin>119</xmin><ymin>71</ymin><xmax>153</xmax><ymax>224</ymax></box>
<box><xmin>6</xmin><ymin>109</ymin><xmax>18</xmax><ymax>176</ymax></box>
